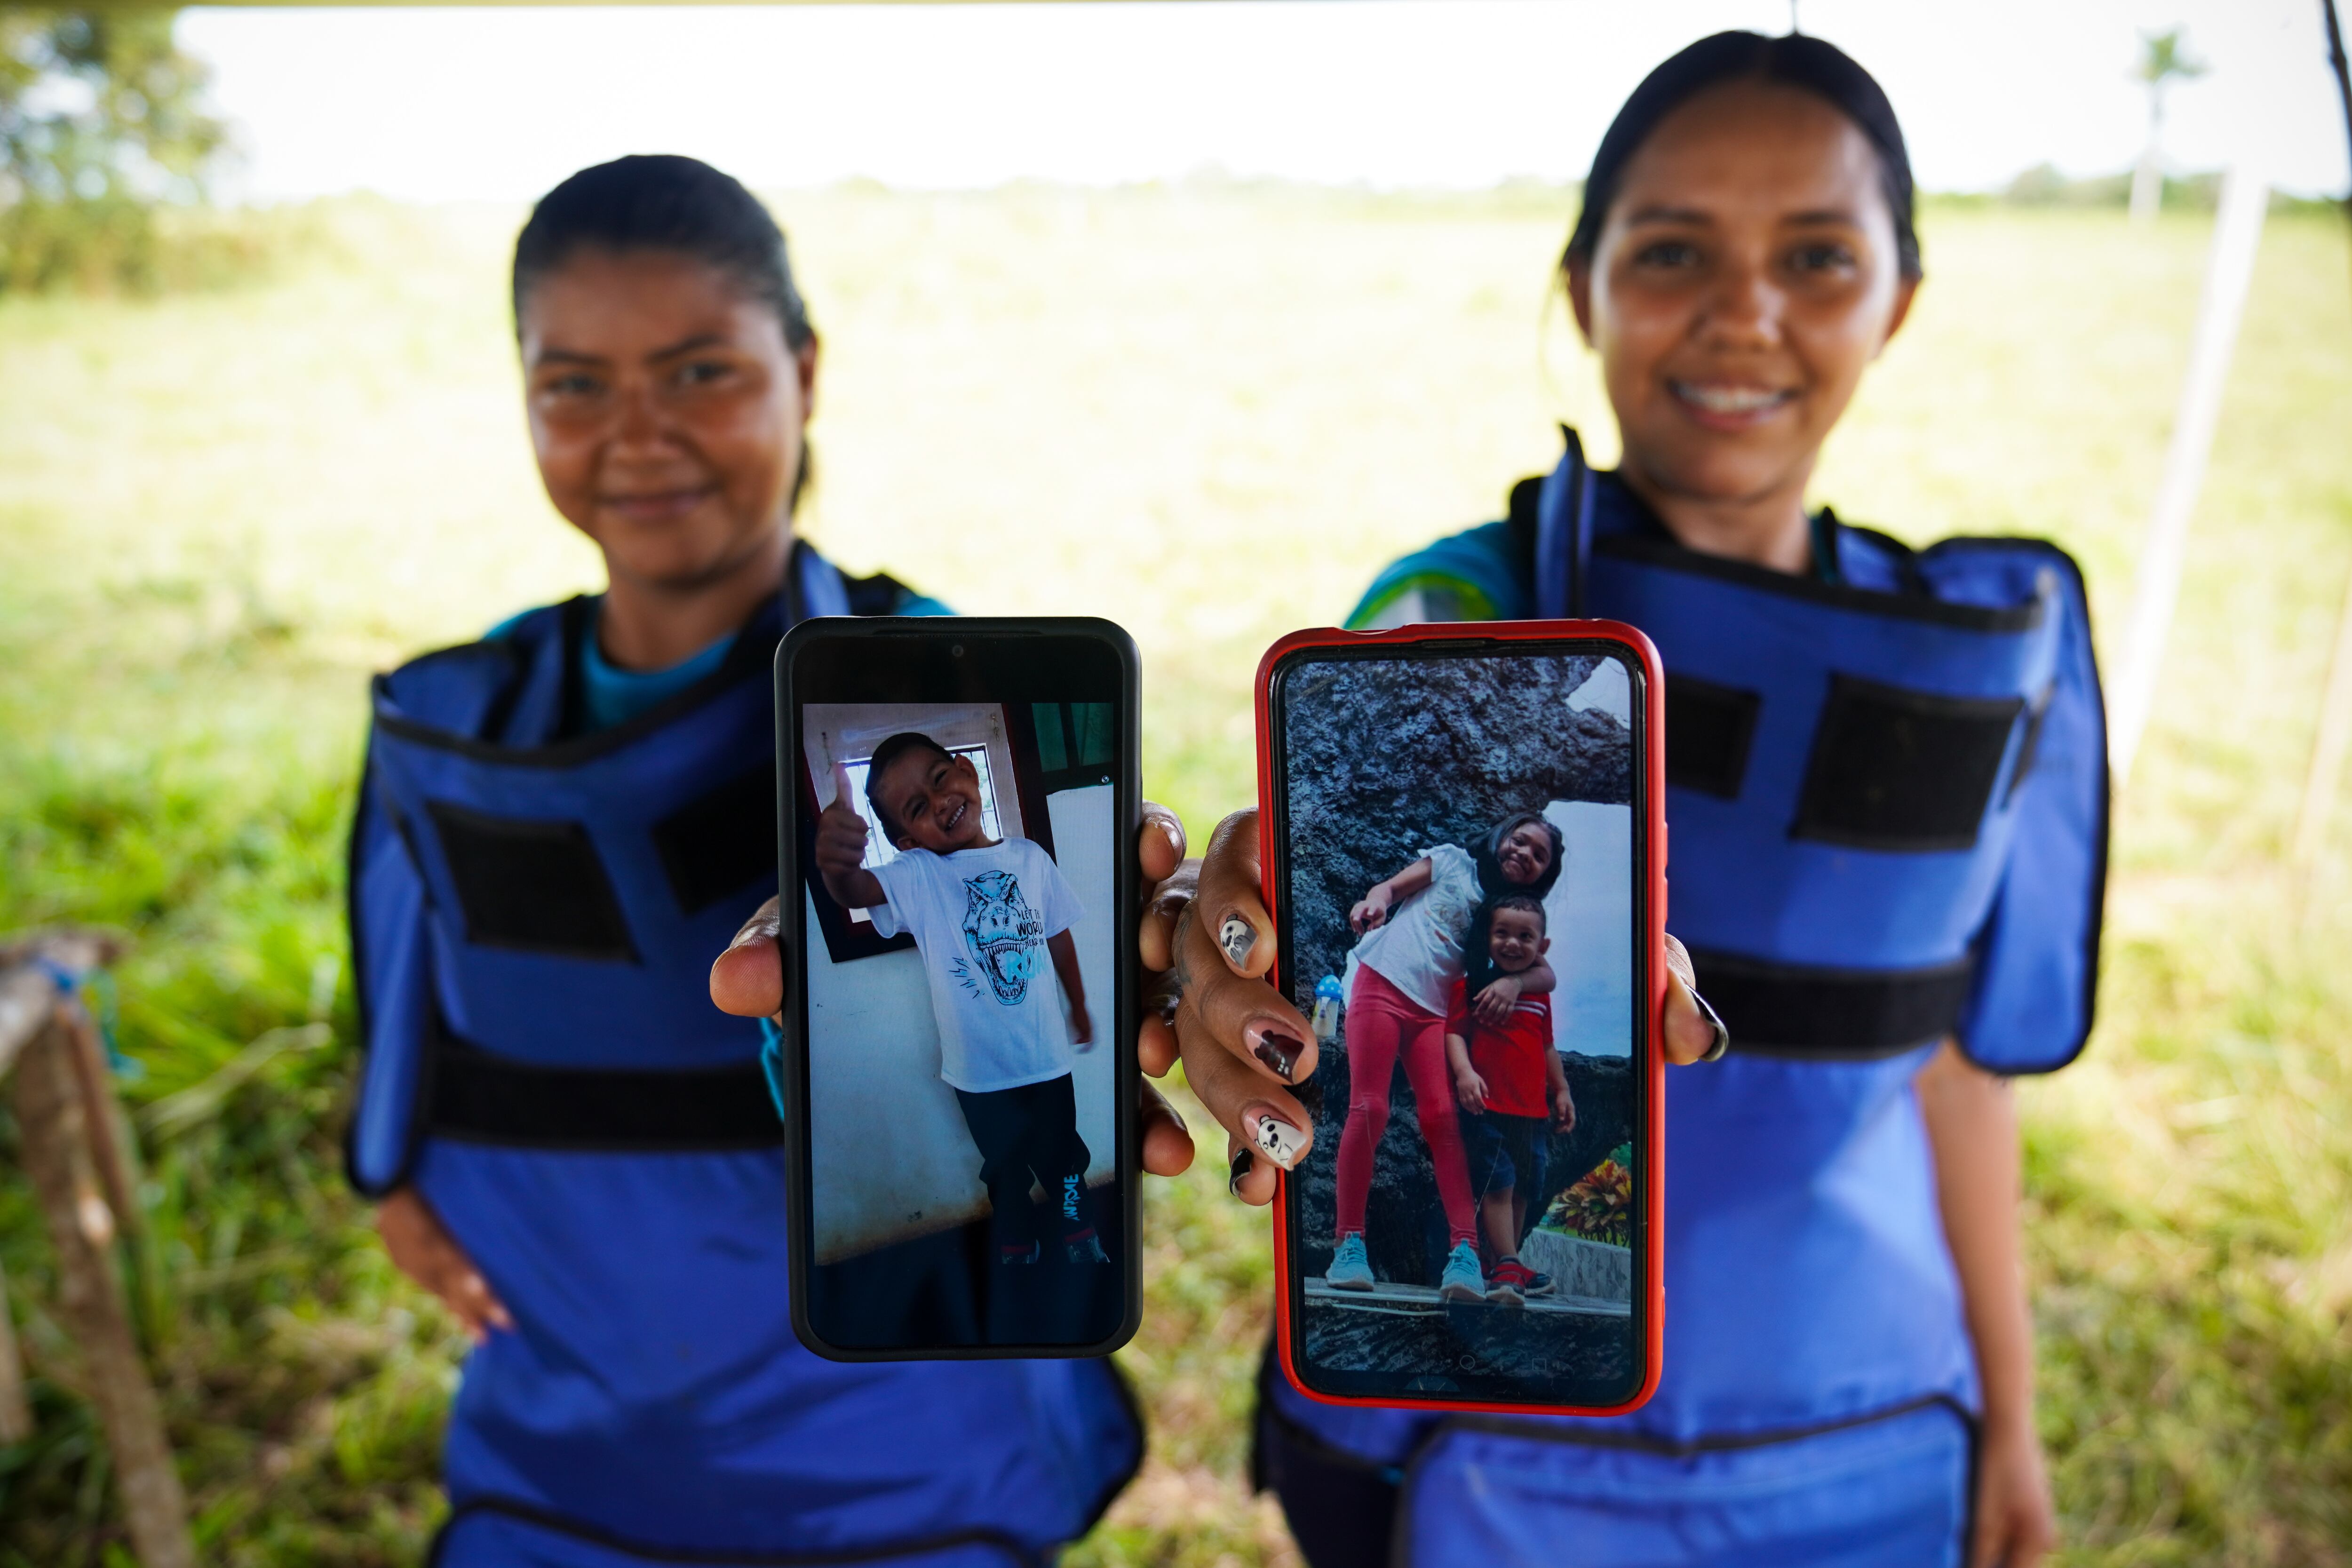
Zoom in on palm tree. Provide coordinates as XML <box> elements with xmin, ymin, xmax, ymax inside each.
<box><xmin>2130</xmin><ymin>26</ymin><xmax>2208</xmax><ymax>223</ymax></box>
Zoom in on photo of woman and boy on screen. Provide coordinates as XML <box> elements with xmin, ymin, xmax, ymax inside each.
<box><xmin>1279</xmin><ymin>652</ymin><xmax>1640</xmax><ymax>1396</ymax></box>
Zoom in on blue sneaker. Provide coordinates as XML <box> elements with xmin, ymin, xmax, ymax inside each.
<box><xmin>1326</xmin><ymin>1233</ymin><xmax>1375</xmax><ymax>1291</ymax></box>
<box><xmin>1066</xmin><ymin>1235</ymin><xmax>1111</xmax><ymax>1264</ymax></box>
<box><xmin>1438</xmin><ymin>1241</ymin><xmax>1486</xmax><ymax>1304</ymax></box>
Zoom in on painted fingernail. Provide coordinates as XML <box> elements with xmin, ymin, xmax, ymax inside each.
<box><xmin>1691</xmin><ymin>986</ymin><xmax>1730</xmax><ymax>1062</ymax></box>
<box><xmin>1229</xmin><ymin>1146</ymin><xmax>1255</xmax><ymax>1194</ymax></box>
<box><xmin>1247</xmin><ymin>1023</ymin><xmax>1305</xmax><ymax>1082</ymax></box>
<box><xmin>1244</xmin><ymin>1106</ymin><xmax>1309</xmax><ymax>1171</ymax></box>
<box><xmin>1218</xmin><ymin>915</ymin><xmax>1256</xmax><ymax>970</ymax></box>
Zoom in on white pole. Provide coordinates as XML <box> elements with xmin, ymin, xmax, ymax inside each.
<box><xmin>2108</xmin><ymin>163</ymin><xmax>2270</xmax><ymax>783</ymax></box>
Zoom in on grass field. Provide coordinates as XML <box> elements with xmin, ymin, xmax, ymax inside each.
<box><xmin>3</xmin><ymin>185</ymin><xmax>2351</xmax><ymax>1565</ymax></box>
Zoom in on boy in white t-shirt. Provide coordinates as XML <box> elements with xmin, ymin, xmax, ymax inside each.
<box><xmin>814</xmin><ymin>732</ymin><xmax>1107</xmax><ymax>1266</ymax></box>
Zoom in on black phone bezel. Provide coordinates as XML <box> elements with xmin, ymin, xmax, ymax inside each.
<box><xmin>775</xmin><ymin>615</ymin><xmax>1143</xmax><ymax>1361</ymax></box>
<box><xmin>1264</xmin><ymin>633</ymin><xmax>1657</xmax><ymax>1410</ymax></box>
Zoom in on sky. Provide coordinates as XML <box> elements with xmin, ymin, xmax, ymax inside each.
<box><xmin>180</xmin><ymin>1</ymin><xmax>2351</xmax><ymax>204</ymax></box>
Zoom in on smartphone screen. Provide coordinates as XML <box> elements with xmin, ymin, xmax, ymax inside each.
<box><xmin>1266</xmin><ymin>631</ymin><xmax>1658</xmax><ymax>1410</ymax></box>
<box><xmin>779</xmin><ymin>620</ymin><xmax>1138</xmax><ymax>1358</ymax></box>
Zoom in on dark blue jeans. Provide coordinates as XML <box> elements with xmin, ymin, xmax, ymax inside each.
<box><xmin>955</xmin><ymin>1073</ymin><xmax>1095</xmax><ymax>1251</ymax></box>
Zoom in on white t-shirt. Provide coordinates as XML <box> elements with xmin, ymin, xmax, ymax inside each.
<box><xmin>869</xmin><ymin>836</ymin><xmax>1084</xmax><ymax>1093</ymax></box>
<box><xmin>1349</xmin><ymin>842</ymin><xmax>1482</xmax><ymax>1017</ymax></box>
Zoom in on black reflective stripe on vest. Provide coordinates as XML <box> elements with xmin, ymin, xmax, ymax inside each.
<box><xmin>1689</xmin><ymin>949</ymin><xmax>1975</xmax><ymax>1059</ymax></box>
<box><xmin>426</xmin><ymin>801</ymin><xmax>639</xmax><ymax>962</ymax></box>
<box><xmin>428</xmin><ymin>1023</ymin><xmax>783</xmax><ymax>1151</ymax></box>
<box><xmin>1791</xmin><ymin>675</ymin><xmax>2025</xmax><ymax>853</ymax></box>
<box><xmin>1664</xmin><ymin>675</ymin><xmax>1763</xmax><ymax>800</ymax></box>
<box><xmin>651</xmin><ymin>763</ymin><xmax>779</xmax><ymax>914</ymax></box>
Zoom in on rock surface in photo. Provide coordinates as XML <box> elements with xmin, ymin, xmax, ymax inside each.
<box><xmin>1276</xmin><ymin>652</ymin><xmax>1632</xmax><ymax>1010</ymax></box>
<box><xmin>1302</xmin><ymin>1297</ymin><xmax>1634</xmax><ymax>1395</ymax></box>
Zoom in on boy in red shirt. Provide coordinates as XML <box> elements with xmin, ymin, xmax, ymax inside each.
<box><xmin>1445</xmin><ymin>893</ymin><xmax>1577</xmax><ymax>1305</ymax></box>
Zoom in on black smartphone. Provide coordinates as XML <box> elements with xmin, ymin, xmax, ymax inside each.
<box><xmin>776</xmin><ymin>617</ymin><xmax>1141</xmax><ymax>1359</ymax></box>
<box><xmin>1257</xmin><ymin>621</ymin><xmax>1666</xmax><ymax>1415</ymax></box>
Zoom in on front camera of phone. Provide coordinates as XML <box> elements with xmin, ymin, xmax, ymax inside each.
<box><xmin>951</xmin><ymin>644</ymin><xmax>965</xmax><ymax>658</ymax></box>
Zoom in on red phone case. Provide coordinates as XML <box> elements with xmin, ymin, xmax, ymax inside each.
<box><xmin>1254</xmin><ymin>619</ymin><xmax>1669</xmax><ymax>1418</ymax></box>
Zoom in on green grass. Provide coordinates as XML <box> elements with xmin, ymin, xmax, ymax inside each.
<box><xmin>2</xmin><ymin>187</ymin><xmax>2350</xmax><ymax>1565</ymax></box>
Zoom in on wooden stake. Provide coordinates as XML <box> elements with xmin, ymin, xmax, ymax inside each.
<box><xmin>0</xmin><ymin>1253</ymin><xmax>30</xmax><ymax>1445</ymax></box>
<box><xmin>13</xmin><ymin>1011</ymin><xmax>195</xmax><ymax>1568</ymax></box>
<box><xmin>59</xmin><ymin>1003</ymin><xmax>142</xmax><ymax>1242</ymax></box>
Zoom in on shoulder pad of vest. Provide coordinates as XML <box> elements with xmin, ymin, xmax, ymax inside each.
<box><xmin>375</xmin><ymin>598</ymin><xmax>579</xmax><ymax>735</ymax></box>
<box><xmin>376</xmin><ymin>637</ymin><xmax>526</xmax><ymax>732</ymax></box>
<box><xmin>1916</xmin><ymin>534</ymin><xmax>2091</xmax><ymax>615</ymax></box>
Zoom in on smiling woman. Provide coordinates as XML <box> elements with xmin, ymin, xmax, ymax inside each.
<box><xmin>512</xmin><ymin>158</ymin><xmax>821</xmax><ymax>669</ymax></box>
<box><xmin>1257</xmin><ymin>32</ymin><xmax>2103</xmax><ymax>1568</ymax></box>
<box><xmin>1562</xmin><ymin>48</ymin><xmax>1921</xmax><ymax>574</ymax></box>
<box><xmin>342</xmin><ymin>153</ymin><xmax>1145</xmax><ymax>1567</ymax></box>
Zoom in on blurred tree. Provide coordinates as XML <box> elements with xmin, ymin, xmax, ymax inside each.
<box><xmin>0</xmin><ymin>9</ymin><xmax>225</xmax><ymax>293</ymax></box>
<box><xmin>2128</xmin><ymin>26</ymin><xmax>2207</xmax><ymax>225</ymax></box>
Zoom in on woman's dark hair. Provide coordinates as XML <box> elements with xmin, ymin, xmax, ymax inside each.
<box><xmin>513</xmin><ymin>154</ymin><xmax>813</xmax><ymax>346</ymax></box>
<box><xmin>864</xmin><ymin>732</ymin><xmax>954</xmax><ymax>840</ymax></box>
<box><xmin>1465</xmin><ymin>812</ymin><xmax>1565</xmax><ymax>1002</ymax></box>
<box><xmin>512</xmin><ymin>155</ymin><xmax>818</xmax><ymax>504</ymax></box>
<box><xmin>1565</xmin><ymin>31</ymin><xmax>1922</xmax><ymax>280</ymax></box>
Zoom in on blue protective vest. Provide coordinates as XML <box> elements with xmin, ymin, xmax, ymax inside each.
<box><xmin>347</xmin><ymin>542</ymin><xmax>1142</xmax><ymax>1568</ymax></box>
<box><xmin>1268</xmin><ymin>435</ymin><xmax>2106</xmax><ymax>1567</ymax></box>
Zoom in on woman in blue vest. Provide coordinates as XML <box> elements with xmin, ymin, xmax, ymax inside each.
<box><xmin>350</xmin><ymin>154</ymin><xmax>1187</xmax><ymax>1567</ymax></box>
<box><xmin>1148</xmin><ymin>32</ymin><xmax>2101</xmax><ymax>1568</ymax></box>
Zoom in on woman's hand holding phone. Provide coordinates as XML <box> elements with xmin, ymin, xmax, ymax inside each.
<box><xmin>707</xmin><ymin>805</ymin><xmax>1200</xmax><ymax>1182</ymax></box>
<box><xmin>1143</xmin><ymin>809</ymin><xmax>1726</xmax><ymax>1209</ymax></box>
<box><xmin>711</xmin><ymin>803</ymin><xmax>1723</xmax><ymax>1215</ymax></box>
<box><xmin>1138</xmin><ymin>810</ymin><xmax>1321</xmax><ymax>1206</ymax></box>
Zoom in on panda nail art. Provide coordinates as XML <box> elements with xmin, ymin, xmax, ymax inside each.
<box><xmin>1245</xmin><ymin>1107</ymin><xmax>1308</xmax><ymax>1171</ymax></box>
<box><xmin>1218</xmin><ymin>915</ymin><xmax>1256</xmax><ymax>970</ymax></box>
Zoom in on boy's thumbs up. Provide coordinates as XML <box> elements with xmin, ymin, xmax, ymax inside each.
<box><xmin>814</xmin><ymin>761</ymin><xmax>871</xmax><ymax>878</ymax></box>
